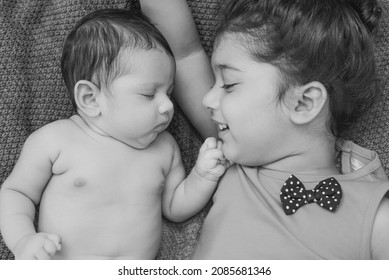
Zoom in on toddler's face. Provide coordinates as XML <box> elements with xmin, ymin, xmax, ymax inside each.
<box><xmin>98</xmin><ymin>48</ymin><xmax>175</xmax><ymax>149</ymax></box>
<box><xmin>203</xmin><ymin>35</ymin><xmax>294</xmax><ymax>166</ymax></box>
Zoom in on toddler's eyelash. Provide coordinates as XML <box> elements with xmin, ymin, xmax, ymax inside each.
<box><xmin>221</xmin><ymin>83</ymin><xmax>237</xmax><ymax>90</ymax></box>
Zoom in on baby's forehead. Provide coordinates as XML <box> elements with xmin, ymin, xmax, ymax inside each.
<box><xmin>118</xmin><ymin>46</ymin><xmax>174</xmax><ymax>67</ymax></box>
<box><xmin>109</xmin><ymin>47</ymin><xmax>175</xmax><ymax>85</ymax></box>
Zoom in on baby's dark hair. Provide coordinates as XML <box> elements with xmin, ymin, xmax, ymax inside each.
<box><xmin>61</xmin><ymin>9</ymin><xmax>174</xmax><ymax>109</ymax></box>
<box><xmin>216</xmin><ymin>0</ymin><xmax>381</xmax><ymax>137</ymax></box>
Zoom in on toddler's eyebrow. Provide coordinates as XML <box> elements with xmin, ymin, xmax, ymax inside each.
<box><xmin>218</xmin><ymin>64</ymin><xmax>241</xmax><ymax>72</ymax></box>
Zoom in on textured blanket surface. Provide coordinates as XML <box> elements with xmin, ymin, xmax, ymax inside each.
<box><xmin>0</xmin><ymin>0</ymin><xmax>388</xmax><ymax>260</ymax></box>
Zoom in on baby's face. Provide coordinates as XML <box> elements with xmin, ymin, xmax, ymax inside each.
<box><xmin>97</xmin><ymin>48</ymin><xmax>175</xmax><ymax>149</ymax></box>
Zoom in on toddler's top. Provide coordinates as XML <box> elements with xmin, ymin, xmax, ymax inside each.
<box><xmin>192</xmin><ymin>141</ymin><xmax>389</xmax><ymax>259</ymax></box>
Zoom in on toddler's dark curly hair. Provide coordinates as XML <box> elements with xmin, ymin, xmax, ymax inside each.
<box><xmin>216</xmin><ymin>0</ymin><xmax>381</xmax><ymax>137</ymax></box>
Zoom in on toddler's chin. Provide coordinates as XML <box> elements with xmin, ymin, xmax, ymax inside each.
<box><xmin>221</xmin><ymin>147</ymin><xmax>236</xmax><ymax>166</ymax></box>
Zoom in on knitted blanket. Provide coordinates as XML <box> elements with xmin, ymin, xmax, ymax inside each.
<box><xmin>0</xmin><ymin>0</ymin><xmax>388</xmax><ymax>260</ymax></box>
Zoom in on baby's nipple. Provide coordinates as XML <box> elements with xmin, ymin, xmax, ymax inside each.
<box><xmin>73</xmin><ymin>177</ymin><xmax>87</xmax><ymax>187</ymax></box>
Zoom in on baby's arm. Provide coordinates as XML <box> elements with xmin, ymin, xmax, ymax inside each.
<box><xmin>371</xmin><ymin>196</ymin><xmax>389</xmax><ymax>259</ymax></box>
<box><xmin>141</xmin><ymin>0</ymin><xmax>216</xmax><ymax>138</ymax></box>
<box><xmin>162</xmin><ymin>137</ymin><xmax>227</xmax><ymax>222</ymax></box>
<box><xmin>0</xmin><ymin>128</ymin><xmax>61</xmax><ymax>259</ymax></box>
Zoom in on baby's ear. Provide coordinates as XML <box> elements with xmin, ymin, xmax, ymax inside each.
<box><xmin>74</xmin><ymin>80</ymin><xmax>101</xmax><ymax>117</ymax></box>
<box><xmin>286</xmin><ymin>81</ymin><xmax>328</xmax><ymax>125</ymax></box>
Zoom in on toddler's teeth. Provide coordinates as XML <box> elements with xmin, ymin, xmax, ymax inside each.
<box><xmin>218</xmin><ymin>123</ymin><xmax>228</xmax><ymax>131</ymax></box>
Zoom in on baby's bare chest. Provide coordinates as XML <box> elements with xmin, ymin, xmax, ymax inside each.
<box><xmin>48</xmin><ymin>140</ymin><xmax>171</xmax><ymax>199</ymax></box>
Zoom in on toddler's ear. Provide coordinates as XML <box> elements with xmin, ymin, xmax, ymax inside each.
<box><xmin>74</xmin><ymin>80</ymin><xmax>101</xmax><ymax>117</ymax></box>
<box><xmin>287</xmin><ymin>81</ymin><xmax>328</xmax><ymax>125</ymax></box>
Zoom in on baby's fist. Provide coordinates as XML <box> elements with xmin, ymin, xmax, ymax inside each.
<box><xmin>14</xmin><ymin>232</ymin><xmax>62</xmax><ymax>260</ymax></box>
<box><xmin>195</xmin><ymin>137</ymin><xmax>229</xmax><ymax>181</ymax></box>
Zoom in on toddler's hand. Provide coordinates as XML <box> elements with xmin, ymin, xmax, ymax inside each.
<box><xmin>195</xmin><ymin>137</ymin><xmax>230</xmax><ymax>182</ymax></box>
<box><xmin>14</xmin><ymin>232</ymin><xmax>62</xmax><ymax>260</ymax></box>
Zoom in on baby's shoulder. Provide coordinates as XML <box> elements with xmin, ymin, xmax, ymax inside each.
<box><xmin>26</xmin><ymin>117</ymin><xmax>83</xmax><ymax>149</ymax></box>
<box><xmin>152</xmin><ymin>130</ymin><xmax>179</xmax><ymax>151</ymax></box>
<box><xmin>30</xmin><ymin>118</ymin><xmax>78</xmax><ymax>139</ymax></box>
<box><xmin>16</xmin><ymin>118</ymin><xmax>79</xmax><ymax>159</ymax></box>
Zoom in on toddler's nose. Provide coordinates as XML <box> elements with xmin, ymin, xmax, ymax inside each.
<box><xmin>202</xmin><ymin>85</ymin><xmax>220</xmax><ymax>110</ymax></box>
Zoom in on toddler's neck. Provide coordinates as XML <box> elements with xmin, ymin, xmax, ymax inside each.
<box><xmin>264</xmin><ymin>134</ymin><xmax>339</xmax><ymax>176</ymax></box>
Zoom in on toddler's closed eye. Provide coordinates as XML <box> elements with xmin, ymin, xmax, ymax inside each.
<box><xmin>221</xmin><ymin>83</ymin><xmax>237</xmax><ymax>92</ymax></box>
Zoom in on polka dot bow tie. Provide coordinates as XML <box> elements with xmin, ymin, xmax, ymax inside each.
<box><xmin>280</xmin><ymin>175</ymin><xmax>342</xmax><ymax>215</ymax></box>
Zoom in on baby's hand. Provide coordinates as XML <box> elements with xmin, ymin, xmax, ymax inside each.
<box><xmin>195</xmin><ymin>137</ymin><xmax>230</xmax><ymax>182</ymax></box>
<box><xmin>14</xmin><ymin>232</ymin><xmax>62</xmax><ymax>260</ymax></box>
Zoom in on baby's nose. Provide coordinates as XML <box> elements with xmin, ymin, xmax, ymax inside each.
<box><xmin>159</xmin><ymin>96</ymin><xmax>174</xmax><ymax>114</ymax></box>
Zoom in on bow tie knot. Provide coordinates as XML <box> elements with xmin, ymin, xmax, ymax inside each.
<box><xmin>280</xmin><ymin>175</ymin><xmax>342</xmax><ymax>215</ymax></box>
